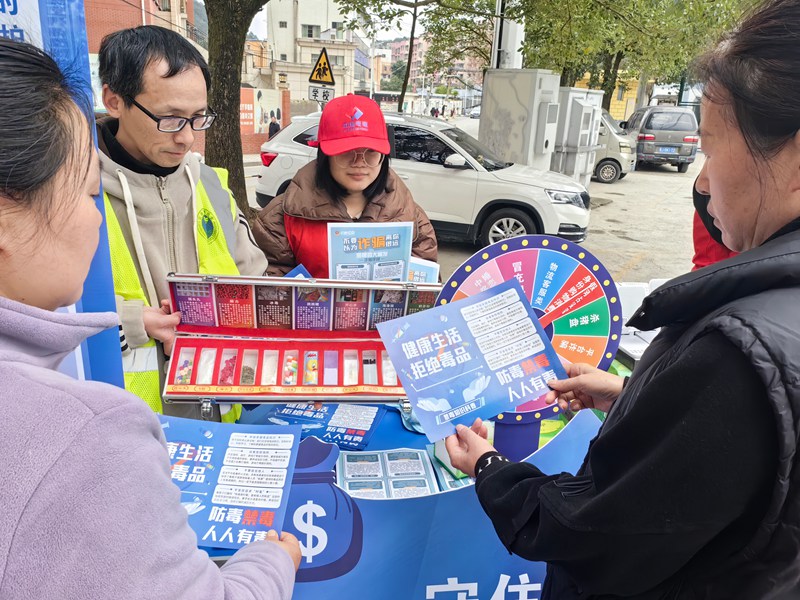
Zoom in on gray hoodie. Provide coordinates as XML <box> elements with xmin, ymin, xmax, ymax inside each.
<box><xmin>99</xmin><ymin>146</ymin><xmax>268</xmax><ymax>349</ymax></box>
<box><xmin>0</xmin><ymin>297</ymin><xmax>295</xmax><ymax>600</ymax></box>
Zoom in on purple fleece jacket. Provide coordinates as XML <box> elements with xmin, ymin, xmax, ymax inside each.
<box><xmin>0</xmin><ymin>297</ymin><xmax>295</xmax><ymax>600</ymax></box>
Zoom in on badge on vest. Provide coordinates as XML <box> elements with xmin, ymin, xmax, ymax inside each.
<box><xmin>198</xmin><ymin>208</ymin><xmax>219</xmax><ymax>243</ymax></box>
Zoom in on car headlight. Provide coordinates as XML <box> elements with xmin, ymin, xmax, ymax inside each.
<box><xmin>546</xmin><ymin>189</ymin><xmax>586</xmax><ymax>209</ymax></box>
<box><xmin>619</xmin><ymin>142</ymin><xmax>632</xmax><ymax>152</ymax></box>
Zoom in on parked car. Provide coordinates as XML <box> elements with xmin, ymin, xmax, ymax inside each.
<box><xmin>620</xmin><ymin>106</ymin><xmax>699</xmax><ymax>173</ymax></box>
<box><xmin>469</xmin><ymin>105</ymin><xmax>481</xmax><ymax>119</ymax></box>
<box><xmin>593</xmin><ymin>109</ymin><xmax>635</xmax><ymax>184</ymax></box>
<box><xmin>255</xmin><ymin>112</ymin><xmax>591</xmax><ymax>246</ymax></box>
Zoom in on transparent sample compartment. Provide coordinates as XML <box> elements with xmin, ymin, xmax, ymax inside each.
<box><xmin>260</xmin><ymin>350</ymin><xmax>279</xmax><ymax>386</ymax></box>
<box><xmin>323</xmin><ymin>350</ymin><xmax>339</xmax><ymax>386</ymax></box>
<box><xmin>343</xmin><ymin>350</ymin><xmax>359</xmax><ymax>386</ymax></box>
<box><xmin>381</xmin><ymin>351</ymin><xmax>398</xmax><ymax>386</ymax></box>
<box><xmin>240</xmin><ymin>350</ymin><xmax>258</xmax><ymax>385</ymax></box>
<box><xmin>195</xmin><ymin>348</ymin><xmax>218</xmax><ymax>385</ymax></box>
<box><xmin>362</xmin><ymin>350</ymin><xmax>378</xmax><ymax>385</ymax></box>
<box><xmin>282</xmin><ymin>350</ymin><xmax>299</xmax><ymax>386</ymax></box>
<box><xmin>173</xmin><ymin>347</ymin><xmax>196</xmax><ymax>385</ymax></box>
<box><xmin>218</xmin><ymin>349</ymin><xmax>238</xmax><ymax>386</ymax></box>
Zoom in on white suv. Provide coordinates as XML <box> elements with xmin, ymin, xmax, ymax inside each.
<box><xmin>255</xmin><ymin>112</ymin><xmax>591</xmax><ymax>246</ymax></box>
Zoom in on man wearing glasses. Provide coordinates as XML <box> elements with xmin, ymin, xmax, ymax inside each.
<box><xmin>98</xmin><ymin>25</ymin><xmax>267</xmax><ymax>421</ymax></box>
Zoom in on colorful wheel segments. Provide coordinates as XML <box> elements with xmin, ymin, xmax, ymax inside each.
<box><xmin>437</xmin><ymin>235</ymin><xmax>622</xmax><ymax>371</ymax></box>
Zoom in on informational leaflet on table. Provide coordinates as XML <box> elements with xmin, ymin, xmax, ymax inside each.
<box><xmin>328</xmin><ymin>222</ymin><xmax>413</xmax><ymax>281</ymax></box>
<box><xmin>408</xmin><ymin>256</ymin><xmax>440</xmax><ymax>283</ymax></box>
<box><xmin>336</xmin><ymin>448</ymin><xmax>438</xmax><ymax>499</ymax></box>
<box><xmin>160</xmin><ymin>416</ymin><xmax>301</xmax><ymax>549</ymax></box>
<box><xmin>377</xmin><ymin>278</ymin><xmax>568</xmax><ymax>442</ymax></box>
<box><xmin>264</xmin><ymin>403</ymin><xmax>386</xmax><ymax>450</ymax></box>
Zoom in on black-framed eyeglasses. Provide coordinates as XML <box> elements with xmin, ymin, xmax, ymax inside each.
<box><xmin>127</xmin><ymin>97</ymin><xmax>217</xmax><ymax>133</ymax></box>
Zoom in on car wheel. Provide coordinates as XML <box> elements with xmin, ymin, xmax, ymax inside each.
<box><xmin>479</xmin><ymin>208</ymin><xmax>537</xmax><ymax>247</ymax></box>
<box><xmin>635</xmin><ymin>160</ymin><xmax>646</xmax><ymax>170</ymax></box>
<box><xmin>595</xmin><ymin>160</ymin><xmax>621</xmax><ymax>184</ymax></box>
<box><xmin>677</xmin><ymin>163</ymin><xmax>690</xmax><ymax>173</ymax></box>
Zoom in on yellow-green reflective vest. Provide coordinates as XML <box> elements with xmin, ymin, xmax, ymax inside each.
<box><xmin>105</xmin><ymin>165</ymin><xmax>242</xmax><ymax>423</ymax></box>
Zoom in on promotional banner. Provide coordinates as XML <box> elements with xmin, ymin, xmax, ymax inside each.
<box><xmin>281</xmin><ymin>410</ymin><xmax>601</xmax><ymax>598</ymax></box>
<box><xmin>240</xmin><ymin>87</ymin><xmax>281</xmax><ymax>135</ymax></box>
<box><xmin>1</xmin><ymin>0</ymin><xmax>123</xmax><ymax>385</ymax></box>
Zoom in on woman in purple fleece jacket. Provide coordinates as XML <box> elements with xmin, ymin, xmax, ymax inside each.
<box><xmin>0</xmin><ymin>39</ymin><xmax>300</xmax><ymax>600</ymax></box>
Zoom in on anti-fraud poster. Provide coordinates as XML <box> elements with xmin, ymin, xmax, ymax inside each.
<box><xmin>1</xmin><ymin>0</ymin><xmax>122</xmax><ymax>385</ymax></box>
<box><xmin>328</xmin><ymin>222</ymin><xmax>413</xmax><ymax>281</ymax></box>
<box><xmin>161</xmin><ymin>416</ymin><xmax>301</xmax><ymax>550</ymax></box>
<box><xmin>378</xmin><ymin>279</ymin><xmax>568</xmax><ymax>442</ymax></box>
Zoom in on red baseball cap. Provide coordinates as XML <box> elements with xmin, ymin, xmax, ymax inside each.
<box><xmin>317</xmin><ymin>94</ymin><xmax>390</xmax><ymax>156</ymax></box>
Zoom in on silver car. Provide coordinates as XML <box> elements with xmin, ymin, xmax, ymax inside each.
<box><xmin>621</xmin><ymin>106</ymin><xmax>699</xmax><ymax>173</ymax></box>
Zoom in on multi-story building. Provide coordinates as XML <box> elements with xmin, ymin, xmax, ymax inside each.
<box><xmin>84</xmin><ymin>0</ymin><xmax>204</xmax><ymax>55</ymax></box>
<box><xmin>373</xmin><ymin>48</ymin><xmax>392</xmax><ymax>92</ymax></box>
<box><xmin>388</xmin><ymin>36</ymin><xmax>430</xmax><ymax>92</ymax></box>
<box><xmin>387</xmin><ymin>35</ymin><xmax>485</xmax><ymax>95</ymax></box>
<box><xmin>266</xmin><ymin>0</ymin><xmax>371</xmax><ymax>100</ymax></box>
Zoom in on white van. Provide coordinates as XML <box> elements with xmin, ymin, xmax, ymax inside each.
<box><xmin>593</xmin><ymin>110</ymin><xmax>636</xmax><ymax>184</ymax></box>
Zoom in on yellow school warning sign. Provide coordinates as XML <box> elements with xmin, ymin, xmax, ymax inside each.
<box><xmin>309</xmin><ymin>47</ymin><xmax>336</xmax><ymax>86</ymax></box>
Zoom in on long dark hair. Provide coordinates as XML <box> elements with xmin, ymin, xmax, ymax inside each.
<box><xmin>0</xmin><ymin>38</ymin><xmax>91</xmax><ymax>220</ymax></box>
<box><xmin>693</xmin><ymin>0</ymin><xmax>800</xmax><ymax>161</ymax></box>
<box><xmin>315</xmin><ymin>150</ymin><xmax>391</xmax><ymax>204</ymax></box>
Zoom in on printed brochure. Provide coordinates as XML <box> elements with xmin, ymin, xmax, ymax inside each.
<box><xmin>264</xmin><ymin>402</ymin><xmax>386</xmax><ymax>450</ymax></box>
<box><xmin>336</xmin><ymin>448</ymin><xmax>438</xmax><ymax>499</ymax></box>
<box><xmin>160</xmin><ymin>416</ymin><xmax>301</xmax><ymax>550</ymax></box>
<box><xmin>328</xmin><ymin>222</ymin><xmax>413</xmax><ymax>281</ymax></box>
<box><xmin>377</xmin><ymin>278</ymin><xmax>568</xmax><ymax>442</ymax></box>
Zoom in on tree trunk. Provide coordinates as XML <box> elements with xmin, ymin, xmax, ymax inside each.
<box><xmin>398</xmin><ymin>4</ymin><xmax>418</xmax><ymax>113</ymax></box>
<box><xmin>635</xmin><ymin>71</ymin><xmax>649</xmax><ymax>111</ymax></box>
<box><xmin>600</xmin><ymin>51</ymin><xmax>623</xmax><ymax>111</ymax></box>
<box><xmin>559</xmin><ymin>66</ymin><xmax>580</xmax><ymax>87</ymax></box>
<box><xmin>205</xmin><ymin>0</ymin><xmax>260</xmax><ymax>219</ymax></box>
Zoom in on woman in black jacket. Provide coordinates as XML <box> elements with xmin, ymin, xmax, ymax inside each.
<box><xmin>446</xmin><ymin>1</ymin><xmax>800</xmax><ymax>598</ymax></box>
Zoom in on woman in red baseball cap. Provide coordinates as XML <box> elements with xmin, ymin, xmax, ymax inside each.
<box><xmin>253</xmin><ymin>94</ymin><xmax>438</xmax><ymax>278</ymax></box>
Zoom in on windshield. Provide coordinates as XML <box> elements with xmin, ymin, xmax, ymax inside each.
<box><xmin>440</xmin><ymin>127</ymin><xmax>509</xmax><ymax>171</ymax></box>
<box><xmin>602</xmin><ymin>110</ymin><xmax>625</xmax><ymax>135</ymax></box>
<box><xmin>646</xmin><ymin>111</ymin><xmax>697</xmax><ymax>132</ymax></box>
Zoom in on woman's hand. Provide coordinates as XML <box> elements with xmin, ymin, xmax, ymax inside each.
<box><xmin>265</xmin><ymin>530</ymin><xmax>302</xmax><ymax>571</ymax></box>
<box><xmin>142</xmin><ymin>299</ymin><xmax>181</xmax><ymax>356</ymax></box>
<box><xmin>544</xmin><ymin>363</ymin><xmax>624</xmax><ymax>414</ymax></box>
<box><xmin>444</xmin><ymin>418</ymin><xmax>495</xmax><ymax>477</ymax></box>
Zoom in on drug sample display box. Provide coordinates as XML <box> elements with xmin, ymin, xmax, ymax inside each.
<box><xmin>163</xmin><ymin>274</ymin><xmax>442</xmax><ymax>415</ymax></box>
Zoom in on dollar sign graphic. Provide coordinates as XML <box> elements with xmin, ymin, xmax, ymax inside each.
<box><xmin>293</xmin><ymin>500</ymin><xmax>328</xmax><ymax>564</ymax></box>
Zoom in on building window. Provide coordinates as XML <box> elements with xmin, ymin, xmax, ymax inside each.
<box><xmin>617</xmin><ymin>86</ymin><xmax>625</xmax><ymax>101</ymax></box>
<box><xmin>329</xmin><ymin>54</ymin><xmax>344</xmax><ymax>66</ymax></box>
<box><xmin>158</xmin><ymin>0</ymin><xmax>170</xmax><ymax>10</ymax></box>
<box><xmin>280</xmin><ymin>53</ymin><xmax>287</xmax><ymax>61</ymax></box>
<box><xmin>302</xmin><ymin>24</ymin><xmax>321</xmax><ymax>38</ymax></box>
<box><xmin>331</xmin><ymin>21</ymin><xmax>342</xmax><ymax>29</ymax></box>
<box><xmin>278</xmin><ymin>21</ymin><xmax>287</xmax><ymax>28</ymax></box>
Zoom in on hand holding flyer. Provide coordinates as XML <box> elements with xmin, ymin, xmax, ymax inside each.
<box><xmin>377</xmin><ymin>279</ymin><xmax>568</xmax><ymax>442</ymax></box>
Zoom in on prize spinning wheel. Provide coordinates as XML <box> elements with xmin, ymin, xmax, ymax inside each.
<box><xmin>437</xmin><ymin>235</ymin><xmax>623</xmax><ymax>372</ymax></box>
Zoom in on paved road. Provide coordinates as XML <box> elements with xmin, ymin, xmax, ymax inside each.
<box><xmin>246</xmin><ymin>115</ymin><xmax>702</xmax><ymax>285</ymax></box>
<box><xmin>436</xmin><ymin>116</ymin><xmax>702</xmax><ymax>284</ymax></box>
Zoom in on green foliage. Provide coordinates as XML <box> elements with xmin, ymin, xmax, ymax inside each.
<box><xmin>420</xmin><ymin>0</ymin><xmax>493</xmax><ymax>77</ymax></box>
<box><xmin>381</xmin><ymin>62</ymin><xmax>407</xmax><ymax>91</ymax></box>
<box><xmin>516</xmin><ymin>0</ymin><xmax>747</xmax><ymax>84</ymax></box>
